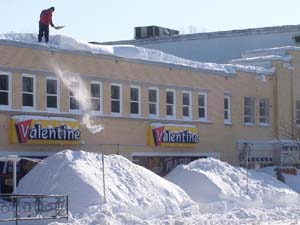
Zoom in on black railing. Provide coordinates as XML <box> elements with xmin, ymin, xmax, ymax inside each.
<box><xmin>0</xmin><ymin>194</ymin><xmax>68</xmax><ymax>224</ymax></box>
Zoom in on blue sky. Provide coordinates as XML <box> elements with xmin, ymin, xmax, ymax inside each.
<box><xmin>0</xmin><ymin>0</ymin><xmax>299</xmax><ymax>42</ymax></box>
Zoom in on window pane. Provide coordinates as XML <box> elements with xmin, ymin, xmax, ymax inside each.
<box><xmin>224</xmin><ymin>111</ymin><xmax>228</xmax><ymax>120</ymax></box>
<box><xmin>224</xmin><ymin>98</ymin><xmax>228</xmax><ymax>109</ymax></box>
<box><xmin>131</xmin><ymin>88</ymin><xmax>139</xmax><ymax>101</ymax></box>
<box><xmin>92</xmin><ymin>99</ymin><xmax>100</xmax><ymax>111</ymax></box>
<box><xmin>183</xmin><ymin>106</ymin><xmax>189</xmax><ymax>117</ymax></box>
<box><xmin>183</xmin><ymin>93</ymin><xmax>190</xmax><ymax>105</ymax></box>
<box><xmin>70</xmin><ymin>97</ymin><xmax>79</xmax><ymax>110</ymax></box>
<box><xmin>0</xmin><ymin>75</ymin><xmax>8</xmax><ymax>91</ymax></box>
<box><xmin>47</xmin><ymin>80</ymin><xmax>57</xmax><ymax>94</ymax></box>
<box><xmin>166</xmin><ymin>105</ymin><xmax>173</xmax><ymax>116</ymax></box>
<box><xmin>166</xmin><ymin>91</ymin><xmax>174</xmax><ymax>104</ymax></box>
<box><xmin>22</xmin><ymin>77</ymin><xmax>33</xmax><ymax>92</ymax></box>
<box><xmin>198</xmin><ymin>95</ymin><xmax>205</xmax><ymax>106</ymax></box>
<box><xmin>198</xmin><ymin>108</ymin><xmax>205</xmax><ymax>118</ymax></box>
<box><xmin>111</xmin><ymin>100</ymin><xmax>120</xmax><ymax>113</ymax></box>
<box><xmin>111</xmin><ymin>86</ymin><xmax>120</xmax><ymax>99</ymax></box>
<box><xmin>91</xmin><ymin>84</ymin><xmax>100</xmax><ymax>98</ymax></box>
<box><xmin>23</xmin><ymin>93</ymin><xmax>33</xmax><ymax>106</ymax></box>
<box><xmin>149</xmin><ymin>104</ymin><xmax>156</xmax><ymax>115</ymax></box>
<box><xmin>47</xmin><ymin>96</ymin><xmax>57</xmax><ymax>108</ymax></box>
<box><xmin>149</xmin><ymin>90</ymin><xmax>157</xmax><ymax>102</ymax></box>
<box><xmin>131</xmin><ymin>102</ymin><xmax>139</xmax><ymax>114</ymax></box>
<box><xmin>0</xmin><ymin>92</ymin><xmax>8</xmax><ymax>105</ymax></box>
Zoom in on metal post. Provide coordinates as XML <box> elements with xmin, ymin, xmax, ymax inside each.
<box><xmin>13</xmin><ymin>160</ymin><xmax>17</xmax><ymax>193</ymax></box>
<box><xmin>102</xmin><ymin>152</ymin><xmax>106</xmax><ymax>203</ymax></box>
<box><xmin>15</xmin><ymin>197</ymin><xmax>18</xmax><ymax>225</ymax></box>
<box><xmin>246</xmin><ymin>146</ymin><xmax>249</xmax><ymax>195</ymax></box>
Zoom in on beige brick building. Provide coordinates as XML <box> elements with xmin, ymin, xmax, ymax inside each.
<box><xmin>0</xmin><ymin>40</ymin><xmax>299</xmax><ymax>193</ymax></box>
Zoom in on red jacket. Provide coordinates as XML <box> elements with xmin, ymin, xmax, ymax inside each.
<box><xmin>39</xmin><ymin>9</ymin><xmax>53</xmax><ymax>26</ymax></box>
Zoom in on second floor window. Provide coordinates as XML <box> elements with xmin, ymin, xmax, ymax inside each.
<box><xmin>149</xmin><ymin>88</ymin><xmax>158</xmax><ymax>117</ymax></box>
<box><xmin>259</xmin><ymin>98</ymin><xmax>270</xmax><ymax>124</ymax></box>
<box><xmin>198</xmin><ymin>92</ymin><xmax>207</xmax><ymax>120</ymax></box>
<box><xmin>130</xmin><ymin>86</ymin><xmax>140</xmax><ymax>115</ymax></box>
<box><xmin>69</xmin><ymin>82</ymin><xmax>80</xmax><ymax>110</ymax></box>
<box><xmin>0</xmin><ymin>73</ymin><xmax>10</xmax><ymax>107</ymax></box>
<box><xmin>296</xmin><ymin>100</ymin><xmax>300</xmax><ymax>125</ymax></box>
<box><xmin>91</xmin><ymin>82</ymin><xmax>101</xmax><ymax>112</ymax></box>
<box><xmin>244</xmin><ymin>97</ymin><xmax>255</xmax><ymax>124</ymax></box>
<box><xmin>224</xmin><ymin>95</ymin><xmax>231</xmax><ymax>123</ymax></box>
<box><xmin>46</xmin><ymin>78</ymin><xmax>58</xmax><ymax>109</ymax></box>
<box><xmin>166</xmin><ymin>89</ymin><xmax>175</xmax><ymax>118</ymax></box>
<box><xmin>182</xmin><ymin>91</ymin><xmax>191</xmax><ymax>119</ymax></box>
<box><xmin>22</xmin><ymin>75</ymin><xmax>35</xmax><ymax>108</ymax></box>
<box><xmin>111</xmin><ymin>84</ymin><xmax>121</xmax><ymax>114</ymax></box>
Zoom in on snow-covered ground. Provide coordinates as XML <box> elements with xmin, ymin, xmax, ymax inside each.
<box><xmin>12</xmin><ymin>150</ymin><xmax>300</xmax><ymax>225</ymax></box>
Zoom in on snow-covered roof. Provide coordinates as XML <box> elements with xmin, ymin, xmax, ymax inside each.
<box><xmin>0</xmin><ymin>33</ymin><xmax>279</xmax><ymax>76</ymax></box>
<box><xmin>97</xmin><ymin>24</ymin><xmax>300</xmax><ymax>63</ymax></box>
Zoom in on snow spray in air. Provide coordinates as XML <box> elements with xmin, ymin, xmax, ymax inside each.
<box><xmin>53</xmin><ymin>66</ymin><xmax>104</xmax><ymax>134</ymax></box>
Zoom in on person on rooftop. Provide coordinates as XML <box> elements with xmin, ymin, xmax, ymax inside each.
<box><xmin>38</xmin><ymin>7</ymin><xmax>57</xmax><ymax>43</ymax></box>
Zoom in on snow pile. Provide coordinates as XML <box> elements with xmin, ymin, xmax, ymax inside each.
<box><xmin>166</xmin><ymin>158</ymin><xmax>300</xmax><ymax>212</ymax></box>
<box><xmin>17</xmin><ymin>150</ymin><xmax>198</xmax><ymax>221</ymax></box>
<box><xmin>0</xmin><ymin>33</ymin><xmax>274</xmax><ymax>75</ymax></box>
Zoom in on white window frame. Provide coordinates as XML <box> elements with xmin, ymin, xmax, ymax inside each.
<box><xmin>166</xmin><ymin>89</ymin><xmax>176</xmax><ymax>119</ymax></box>
<box><xmin>296</xmin><ymin>100</ymin><xmax>300</xmax><ymax>126</ymax></box>
<box><xmin>244</xmin><ymin>96</ymin><xmax>255</xmax><ymax>125</ymax></box>
<box><xmin>198</xmin><ymin>92</ymin><xmax>207</xmax><ymax>121</ymax></box>
<box><xmin>148</xmin><ymin>87</ymin><xmax>159</xmax><ymax>118</ymax></box>
<box><xmin>46</xmin><ymin>77</ymin><xmax>60</xmax><ymax>112</ymax></box>
<box><xmin>22</xmin><ymin>74</ymin><xmax>36</xmax><ymax>110</ymax></box>
<box><xmin>90</xmin><ymin>81</ymin><xmax>103</xmax><ymax>115</ymax></box>
<box><xmin>0</xmin><ymin>71</ymin><xmax>12</xmax><ymax>110</ymax></box>
<box><xmin>182</xmin><ymin>91</ymin><xmax>192</xmax><ymax>120</ymax></box>
<box><xmin>259</xmin><ymin>98</ymin><xmax>270</xmax><ymax>126</ymax></box>
<box><xmin>69</xmin><ymin>81</ymin><xmax>80</xmax><ymax>113</ymax></box>
<box><xmin>111</xmin><ymin>83</ymin><xmax>122</xmax><ymax>116</ymax></box>
<box><xmin>130</xmin><ymin>85</ymin><xmax>141</xmax><ymax>117</ymax></box>
<box><xmin>224</xmin><ymin>95</ymin><xmax>231</xmax><ymax>124</ymax></box>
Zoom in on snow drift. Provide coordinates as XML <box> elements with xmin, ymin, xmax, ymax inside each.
<box><xmin>166</xmin><ymin>158</ymin><xmax>300</xmax><ymax>212</ymax></box>
<box><xmin>17</xmin><ymin>150</ymin><xmax>198</xmax><ymax>220</ymax></box>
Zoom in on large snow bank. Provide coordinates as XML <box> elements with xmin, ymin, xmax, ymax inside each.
<box><xmin>17</xmin><ymin>150</ymin><xmax>198</xmax><ymax>220</ymax></box>
<box><xmin>166</xmin><ymin>158</ymin><xmax>300</xmax><ymax>212</ymax></box>
<box><xmin>0</xmin><ymin>33</ymin><xmax>274</xmax><ymax>75</ymax></box>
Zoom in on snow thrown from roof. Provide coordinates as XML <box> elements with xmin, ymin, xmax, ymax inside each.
<box><xmin>0</xmin><ymin>33</ymin><xmax>274</xmax><ymax>75</ymax></box>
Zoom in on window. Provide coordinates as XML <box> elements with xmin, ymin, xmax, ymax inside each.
<box><xmin>224</xmin><ymin>95</ymin><xmax>231</xmax><ymax>123</ymax></box>
<box><xmin>296</xmin><ymin>100</ymin><xmax>300</xmax><ymax>125</ymax></box>
<box><xmin>69</xmin><ymin>81</ymin><xmax>80</xmax><ymax>110</ymax></box>
<box><xmin>148</xmin><ymin>87</ymin><xmax>159</xmax><ymax>117</ymax></box>
<box><xmin>91</xmin><ymin>82</ymin><xmax>102</xmax><ymax>113</ymax></box>
<box><xmin>130</xmin><ymin>86</ymin><xmax>140</xmax><ymax>116</ymax></box>
<box><xmin>259</xmin><ymin>98</ymin><xmax>270</xmax><ymax>124</ymax></box>
<box><xmin>198</xmin><ymin>92</ymin><xmax>207</xmax><ymax>120</ymax></box>
<box><xmin>111</xmin><ymin>84</ymin><xmax>122</xmax><ymax>114</ymax></box>
<box><xmin>22</xmin><ymin>75</ymin><xmax>35</xmax><ymax>108</ymax></box>
<box><xmin>182</xmin><ymin>91</ymin><xmax>191</xmax><ymax>119</ymax></box>
<box><xmin>166</xmin><ymin>89</ymin><xmax>175</xmax><ymax>118</ymax></box>
<box><xmin>46</xmin><ymin>78</ymin><xmax>59</xmax><ymax>110</ymax></box>
<box><xmin>0</xmin><ymin>73</ymin><xmax>10</xmax><ymax>108</ymax></box>
<box><xmin>244</xmin><ymin>97</ymin><xmax>255</xmax><ymax>124</ymax></box>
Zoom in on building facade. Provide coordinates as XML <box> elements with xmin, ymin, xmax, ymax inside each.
<box><xmin>0</xmin><ymin>40</ymin><xmax>300</xmax><ymax>193</ymax></box>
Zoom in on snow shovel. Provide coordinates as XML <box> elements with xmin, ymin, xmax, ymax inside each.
<box><xmin>55</xmin><ymin>26</ymin><xmax>65</xmax><ymax>30</ymax></box>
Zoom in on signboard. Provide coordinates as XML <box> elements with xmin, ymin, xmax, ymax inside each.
<box><xmin>9</xmin><ymin>116</ymin><xmax>81</xmax><ymax>145</ymax></box>
<box><xmin>147</xmin><ymin>123</ymin><xmax>199</xmax><ymax>147</ymax></box>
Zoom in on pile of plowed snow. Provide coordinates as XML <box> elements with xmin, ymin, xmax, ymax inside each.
<box><xmin>17</xmin><ymin>150</ymin><xmax>198</xmax><ymax>220</ymax></box>
<box><xmin>165</xmin><ymin>158</ymin><xmax>300</xmax><ymax>212</ymax></box>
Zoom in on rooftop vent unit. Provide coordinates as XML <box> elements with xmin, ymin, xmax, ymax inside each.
<box><xmin>134</xmin><ymin>26</ymin><xmax>179</xmax><ymax>40</ymax></box>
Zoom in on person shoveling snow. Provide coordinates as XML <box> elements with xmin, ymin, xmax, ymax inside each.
<box><xmin>38</xmin><ymin>7</ymin><xmax>65</xmax><ymax>43</ymax></box>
